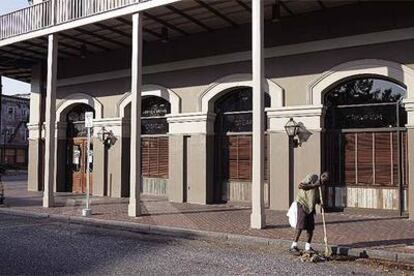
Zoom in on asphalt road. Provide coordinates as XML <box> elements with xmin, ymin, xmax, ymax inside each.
<box><xmin>0</xmin><ymin>214</ymin><xmax>408</xmax><ymax>275</ymax></box>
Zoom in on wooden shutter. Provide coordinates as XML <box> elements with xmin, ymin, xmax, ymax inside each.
<box><xmin>374</xmin><ymin>132</ymin><xmax>392</xmax><ymax>186</ymax></box>
<box><xmin>227</xmin><ymin>134</ymin><xmax>268</xmax><ymax>182</ymax></box>
<box><xmin>228</xmin><ymin>135</ymin><xmax>251</xmax><ymax>181</ymax></box>
<box><xmin>344</xmin><ymin>133</ymin><xmax>356</xmax><ymax>185</ymax></box>
<box><xmin>141</xmin><ymin>137</ymin><xmax>169</xmax><ymax>179</ymax></box>
<box><xmin>357</xmin><ymin>133</ymin><xmax>373</xmax><ymax>185</ymax></box>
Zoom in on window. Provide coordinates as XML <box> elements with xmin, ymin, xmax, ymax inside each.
<box><xmin>215</xmin><ymin>88</ymin><xmax>270</xmax><ymax>182</ymax></box>
<box><xmin>141</xmin><ymin>137</ymin><xmax>169</xmax><ymax>178</ymax></box>
<box><xmin>324</xmin><ymin>77</ymin><xmax>408</xmax><ymax>188</ymax></box>
<box><xmin>140</xmin><ymin>97</ymin><xmax>170</xmax><ymax>179</ymax></box>
<box><xmin>324</xmin><ymin>78</ymin><xmax>406</xmax><ymax>129</ymax></box>
<box><xmin>141</xmin><ymin>97</ymin><xmax>170</xmax><ymax>135</ymax></box>
<box><xmin>66</xmin><ymin>104</ymin><xmax>95</xmax><ymax>138</ymax></box>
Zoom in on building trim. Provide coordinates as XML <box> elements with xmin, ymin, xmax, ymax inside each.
<box><xmin>266</xmin><ymin>105</ymin><xmax>323</xmax><ymax>132</ymax></box>
<box><xmin>56</xmin><ymin>92</ymin><xmax>103</xmax><ymax>121</ymax></box>
<box><xmin>309</xmin><ymin>59</ymin><xmax>414</xmax><ymax>105</ymax></box>
<box><xmin>118</xmin><ymin>84</ymin><xmax>181</xmax><ymax>117</ymax></box>
<box><xmin>57</xmin><ymin>27</ymin><xmax>414</xmax><ymax>88</ymax></box>
<box><xmin>167</xmin><ymin>112</ymin><xmax>215</xmax><ymax>134</ymax></box>
<box><xmin>199</xmin><ymin>73</ymin><xmax>284</xmax><ymax>113</ymax></box>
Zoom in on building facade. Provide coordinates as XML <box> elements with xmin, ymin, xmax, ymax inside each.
<box><xmin>0</xmin><ymin>94</ymin><xmax>30</xmax><ymax>168</ymax></box>
<box><xmin>1</xmin><ymin>0</ymin><xmax>414</xmax><ymax>227</ymax></box>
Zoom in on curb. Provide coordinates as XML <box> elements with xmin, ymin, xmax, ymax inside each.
<box><xmin>0</xmin><ymin>207</ymin><xmax>413</xmax><ymax>264</ymax></box>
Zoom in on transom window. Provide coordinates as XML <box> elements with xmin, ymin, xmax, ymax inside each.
<box><xmin>66</xmin><ymin>104</ymin><xmax>95</xmax><ymax>137</ymax></box>
<box><xmin>215</xmin><ymin>87</ymin><xmax>271</xmax><ymax>133</ymax></box>
<box><xmin>141</xmin><ymin>96</ymin><xmax>171</xmax><ymax>135</ymax></box>
<box><xmin>324</xmin><ymin>77</ymin><xmax>407</xmax><ymax>129</ymax></box>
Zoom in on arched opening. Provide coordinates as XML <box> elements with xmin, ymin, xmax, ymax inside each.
<box><xmin>322</xmin><ymin>76</ymin><xmax>408</xmax><ymax>210</ymax></box>
<box><xmin>213</xmin><ymin>87</ymin><xmax>270</xmax><ymax>203</ymax></box>
<box><xmin>64</xmin><ymin>103</ymin><xmax>95</xmax><ymax>194</ymax></box>
<box><xmin>125</xmin><ymin>96</ymin><xmax>171</xmax><ymax>196</ymax></box>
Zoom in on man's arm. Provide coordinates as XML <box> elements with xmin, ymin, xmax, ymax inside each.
<box><xmin>298</xmin><ymin>181</ymin><xmax>321</xmax><ymax>190</ymax></box>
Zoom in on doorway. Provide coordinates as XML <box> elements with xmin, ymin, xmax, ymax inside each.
<box><xmin>65</xmin><ymin>104</ymin><xmax>95</xmax><ymax>194</ymax></box>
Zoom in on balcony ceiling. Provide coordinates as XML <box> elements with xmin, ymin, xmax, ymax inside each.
<box><xmin>0</xmin><ymin>0</ymin><xmax>358</xmax><ymax>83</ymax></box>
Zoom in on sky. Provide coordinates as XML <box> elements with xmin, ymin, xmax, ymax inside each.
<box><xmin>1</xmin><ymin>0</ymin><xmax>31</xmax><ymax>95</ymax></box>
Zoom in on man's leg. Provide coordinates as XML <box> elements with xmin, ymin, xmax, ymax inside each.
<box><xmin>294</xmin><ymin>229</ymin><xmax>302</xmax><ymax>242</ymax></box>
<box><xmin>291</xmin><ymin>229</ymin><xmax>302</xmax><ymax>250</ymax></box>
<box><xmin>305</xmin><ymin>229</ymin><xmax>314</xmax><ymax>251</ymax></box>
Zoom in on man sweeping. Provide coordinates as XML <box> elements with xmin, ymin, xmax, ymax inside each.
<box><xmin>289</xmin><ymin>172</ymin><xmax>329</xmax><ymax>254</ymax></box>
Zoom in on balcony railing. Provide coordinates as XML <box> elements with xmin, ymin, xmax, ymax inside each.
<box><xmin>0</xmin><ymin>0</ymin><xmax>144</xmax><ymax>41</ymax></box>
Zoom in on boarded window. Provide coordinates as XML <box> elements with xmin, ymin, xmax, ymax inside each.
<box><xmin>226</xmin><ymin>134</ymin><xmax>268</xmax><ymax>182</ymax></box>
<box><xmin>340</xmin><ymin>131</ymin><xmax>408</xmax><ymax>187</ymax></box>
<box><xmin>141</xmin><ymin>137</ymin><xmax>168</xmax><ymax>179</ymax></box>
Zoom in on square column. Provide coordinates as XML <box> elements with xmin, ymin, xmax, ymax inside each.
<box><xmin>27</xmin><ymin>63</ymin><xmax>44</xmax><ymax>191</ymax></box>
<box><xmin>251</xmin><ymin>0</ymin><xmax>266</xmax><ymax>229</ymax></box>
<box><xmin>43</xmin><ymin>34</ymin><xmax>58</xmax><ymax>208</ymax></box>
<box><xmin>128</xmin><ymin>13</ymin><xmax>143</xmax><ymax>217</ymax></box>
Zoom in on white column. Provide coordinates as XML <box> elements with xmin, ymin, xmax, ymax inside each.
<box><xmin>251</xmin><ymin>0</ymin><xmax>265</xmax><ymax>229</ymax></box>
<box><xmin>128</xmin><ymin>13</ymin><xmax>143</xmax><ymax>217</ymax></box>
<box><xmin>43</xmin><ymin>34</ymin><xmax>58</xmax><ymax>208</ymax></box>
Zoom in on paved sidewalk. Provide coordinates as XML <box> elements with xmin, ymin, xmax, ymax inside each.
<box><xmin>2</xmin><ymin>175</ymin><xmax>414</xmax><ymax>256</ymax></box>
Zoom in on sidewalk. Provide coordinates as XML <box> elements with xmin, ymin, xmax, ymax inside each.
<box><xmin>2</xmin><ymin>175</ymin><xmax>414</xmax><ymax>262</ymax></box>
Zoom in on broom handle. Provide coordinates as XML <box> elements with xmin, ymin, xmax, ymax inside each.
<box><xmin>318</xmin><ymin>186</ymin><xmax>329</xmax><ymax>248</ymax></box>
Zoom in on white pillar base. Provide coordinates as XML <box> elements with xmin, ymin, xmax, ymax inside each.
<box><xmin>250</xmin><ymin>212</ymin><xmax>266</xmax><ymax>229</ymax></box>
<box><xmin>128</xmin><ymin>199</ymin><xmax>141</xmax><ymax>217</ymax></box>
<box><xmin>42</xmin><ymin>196</ymin><xmax>54</xmax><ymax>208</ymax></box>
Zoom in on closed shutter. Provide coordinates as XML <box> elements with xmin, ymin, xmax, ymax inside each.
<box><xmin>141</xmin><ymin>137</ymin><xmax>169</xmax><ymax>179</ymax></box>
<box><xmin>344</xmin><ymin>133</ymin><xmax>356</xmax><ymax>185</ymax></box>
<box><xmin>340</xmin><ymin>131</ymin><xmax>408</xmax><ymax>187</ymax></box>
<box><xmin>357</xmin><ymin>133</ymin><xmax>373</xmax><ymax>185</ymax></box>
<box><xmin>374</xmin><ymin>133</ymin><xmax>392</xmax><ymax>186</ymax></box>
<box><xmin>227</xmin><ymin>134</ymin><xmax>268</xmax><ymax>181</ymax></box>
<box><xmin>229</xmin><ymin>135</ymin><xmax>251</xmax><ymax>181</ymax></box>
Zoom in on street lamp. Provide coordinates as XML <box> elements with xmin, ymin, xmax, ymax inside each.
<box><xmin>97</xmin><ymin>127</ymin><xmax>115</xmax><ymax>147</ymax></box>
<box><xmin>284</xmin><ymin>117</ymin><xmax>300</xmax><ymax>148</ymax></box>
<box><xmin>284</xmin><ymin>118</ymin><xmax>300</xmax><ymax>206</ymax></box>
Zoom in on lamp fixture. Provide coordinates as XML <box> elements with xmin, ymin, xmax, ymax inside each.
<box><xmin>284</xmin><ymin>118</ymin><xmax>300</xmax><ymax>147</ymax></box>
<box><xmin>97</xmin><ymin>127</ymin><xmax>115</xmax><ymax>147</ymax></box>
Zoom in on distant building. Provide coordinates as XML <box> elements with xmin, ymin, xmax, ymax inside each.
<box><xmin>0</xmin><ymin>94</ymin><xmax>30</xmax><ymax>168</ymax></box>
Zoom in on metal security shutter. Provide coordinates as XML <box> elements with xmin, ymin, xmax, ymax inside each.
<box><xmin>141</xmin><ymin>137</ymin><xmax>169</xmax><ymax>179</ymax></box>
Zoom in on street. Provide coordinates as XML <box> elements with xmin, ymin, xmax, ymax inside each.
<box><xmin>0</xmin><ymin>214</ymin><xmax>407</xmax><ymax>275</ymax></box>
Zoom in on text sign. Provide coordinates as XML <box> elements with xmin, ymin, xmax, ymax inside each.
<box><xmin>85</xmin><ymin>112</ymin><xmax>94</xmax><ymax>128</ymax></box>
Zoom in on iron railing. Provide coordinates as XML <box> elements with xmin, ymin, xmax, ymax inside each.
<box><xmin>0</xmin><ymin>0</ymin><xmax>144</xmax><ymax>40</ymax></box>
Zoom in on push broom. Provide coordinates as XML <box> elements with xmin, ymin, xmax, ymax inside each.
<box><xmin>318</xmin><ymin>185</ymin><xmax>332</xmax><ymax>258</ymax></box>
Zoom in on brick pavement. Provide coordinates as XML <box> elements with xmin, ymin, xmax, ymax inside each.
<box><xmin>2</xmin><ymin>175</ymin><xmax>414</xmax><ymax>254</ymax></box>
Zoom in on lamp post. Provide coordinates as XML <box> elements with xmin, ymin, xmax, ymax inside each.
<box><xmin>284</xmin><ymin>118</ymin><xmax>300</xmax><ymax>205</ymax></box>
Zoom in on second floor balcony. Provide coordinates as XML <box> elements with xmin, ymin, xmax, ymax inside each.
<box><xmin>0</xmin><ymin>0</ymin><xmax>151</xmax><ymax>41</ymax></box>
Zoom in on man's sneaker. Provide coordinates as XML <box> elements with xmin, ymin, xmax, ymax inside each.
<box><xmin>305</xmin><ymin>247</ymin><xmax>317</xmax><ymax>254</ymax></box>
<box><xmin>289</xmin><ymin>246</ymin><xmax>300</xmax><ymax>255</ymax></box>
